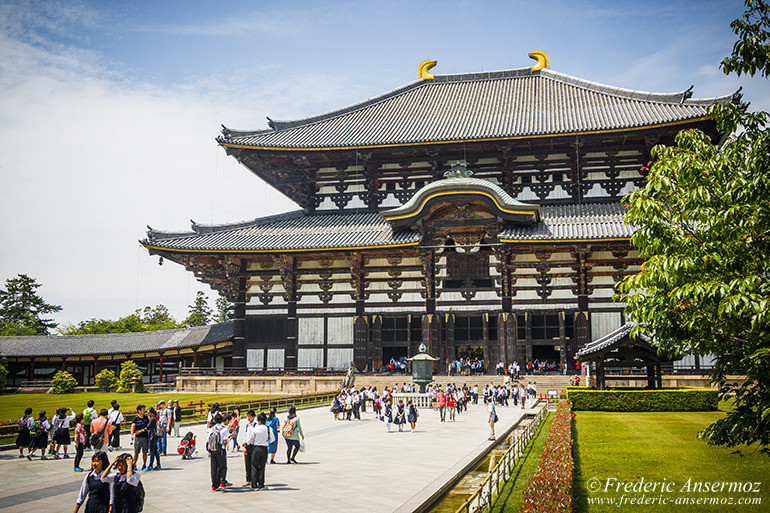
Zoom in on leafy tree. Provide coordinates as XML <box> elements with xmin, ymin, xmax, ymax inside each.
<box><xmin>0</xmin><ymin>354</ymin><xmax>8</xmax><ymax>393</ymax></box>
<box><xmin>51</xmin><ymin>370</ymin><xmax>78</xmax><ymax>394</ymax></box>
<box><xmin>95</xmin><ymin>369</ymin><xmax>117</xmax><ymax>392</ymax></box>
<box><xmin>59</xmin><ymin>305</ymin><xmax>179</xmax><ymax>335</ymax></box>
<box><xmin>116</xmin><ymin>360</ymin><xmax>145</xmax><ymax>393</ymax></box>
<box><xmin>0</xmin><ymin>274</ymin><xmax>62</xmax><ymax>336</ymax></box>
<box><xmin>215</xmin><ymin>296</ymin><xmax>230</xmax><ymax>324</ymax></box>
<box><xmin>721</xmin><ymin>0</ymin><xmax>770</xmax><ymax>78</ymax></box>
<box><xmin>184</xmin><ymin>291</ymin><xmax>212</xmax><ymax>327</ymax></box>
<box><xmin>619</xmin><ymin>1</ymin><xmax>770</xmax><ymax>454</ymax></box>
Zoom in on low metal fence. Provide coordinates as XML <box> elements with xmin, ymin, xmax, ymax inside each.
<box><xmin>454</xmin><ymin>405</ymin><xmax>548</xmax><ymax>513</ymax></box>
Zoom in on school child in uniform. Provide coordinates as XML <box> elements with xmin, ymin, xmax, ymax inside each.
<box><xmin>394</xmin><ymin>401</ymin><xmax>407</xmax><ymax>432</ymax></box>
<box><xmin>407</xmin><ymin>400</ymin><xmax>419</xmax><ymax>432</ymax></box>
<box><xmin>16</xmin><ymin>407</ymin><xmax>33</xmax><ymax>458</ymax></box>
<box><xmin>102</xmin><ymin>453</ymin><xmax>142</xmax><ymax>513</ymax></box>
<box><xmin>28</xmin><ymin>411</ymin><xmax>51</xmax><ymax>460</ymax></box>
<box><xmin>73</xmin><ymin>452</ymin><xmax>112</xmax><ymax>513</ymax></box>
<box><xmin>53</xmin><ymin>407</ymin><xmax>76</xmax><ymax>459</ymax></box>
<box><xmin>383</xmin><ymin>399</ymin><xmax>393</xmax><ymax>432</ymax></box>
<box><xmin>74</xmin><ymin>413</ymin><xmax>87</xmax><ymax>472</ymax></box>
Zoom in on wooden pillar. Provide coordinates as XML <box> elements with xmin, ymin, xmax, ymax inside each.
<box><xmin>646</xmin><ymin>364</ymin><xmax>656</xmax><ymax>389</ymax></box>
<box><xmin>193</xmin><ymin>349</ymin><xmax>198</xmax><ymax>367</ymax></box>
<box><xmin>559</xmin><ymin>311</ymin><xmax>567</xmax><ymax>368</ymax></box>
<box><xmin>29</xmin><ymin>358</ymin><xmax>35</xmax><ymax>380</ymax></box>
<box><xmin>93</xmin><ymin>358</ymin><xmax>98</xmax><ymax>386</ymax></box>
<box><xmin>158</xmin><ymin>352</ymin><xmax>164</xmax><ymax>382</ymax></box>
<box><xmin>596</xmin><ymin>360</ymin><xmax>605</xmax><ymax>390</ymax></box>
<box><xmin>280</xmin><ymin>255</ymin><xmax>298</xmax><ymax>371</ymax></box>
<box><xmin>445</xmin><ymin>313</ymin><xmax>455</xmax><ymax>372</ymax></box>
<box><xmin>230</xmin><ymin>259</ymin><xmax>248</xmax><ymax>369</ymax></box>
<box><xmin>350</xmin><ymin>252</ymin><xmax>370</xmax><ymax>372</ymax></box>
<box><xmin>655</xmin><ymin>363</ymin><xmax>663</xmax><ymax>389</ymax></box>
<box><xmin>420</xmin><ymin>250</ymin><xmax>438</xmax><ymax>367</ymax></box>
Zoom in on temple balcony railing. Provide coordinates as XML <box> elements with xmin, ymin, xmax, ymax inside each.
<box><xmin>178</xmin><ymin>366</ymin><xmax>346</xmax><ymax>377</ymax></box>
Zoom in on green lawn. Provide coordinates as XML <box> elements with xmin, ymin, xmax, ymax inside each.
<box><xmin>488</xmin><ymin>412</ymin><xmax>555</xmax><ymax>513</ymax></box>
<box><xmin>0</xmin><ymin>391</ymin><xmax>272</xmax><ymax>424</ymax></box>
<box><xmin>574</xmin><ymin>401</ymin><xmax>770</xmax><ymax>513</ymax></box>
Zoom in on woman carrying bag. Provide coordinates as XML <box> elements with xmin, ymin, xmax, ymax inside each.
<box><xmin>281</xmin><ymin>406</ymin><xmax>304</xmax><ymax>464</ymax></box>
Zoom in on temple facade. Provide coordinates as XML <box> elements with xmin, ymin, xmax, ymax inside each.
<box><xmin>142</xmin><ymin>54</ymin><xmax>739</xmax><ymax>373</ymax></box>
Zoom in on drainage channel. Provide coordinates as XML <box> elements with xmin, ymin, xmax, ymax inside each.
<box><xmin>427</xmin><ymin>412</ymin><xmax>540</xmax><ymax>513</ymax></box>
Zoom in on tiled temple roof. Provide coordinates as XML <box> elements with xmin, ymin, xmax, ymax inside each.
<box><xmin>576</xmin><ymin>322</ymin><xmax>651</xmax><ymax>358</ymax></box>
<box><xmin>0</xmin><ymin>322</ymin><xmax>233</xmax><ymax>358</ymax></box>
<box><xmin>143</xmin><ymin>201</ymin><xmax>633</xmax><ymax>253</ymax></box>
<box><xmin>498</xmin><ymin>203</ymin><xmax>633</xmax><ymax>241</ymax></box>
<box><xmin>144</xmin><ymin>211</ymin><xmax>423</xmax><ymax>252</ymax></box>
<box><xmin>217</xmin><ymin>67</ymin><xmax>741</xmax><ymax>150</ymax></box>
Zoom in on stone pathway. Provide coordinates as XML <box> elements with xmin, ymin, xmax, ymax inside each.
<box><xmin>0</xmin><ymin>399</ymin><xmax>539</xmax><ymax>512</ymax></box>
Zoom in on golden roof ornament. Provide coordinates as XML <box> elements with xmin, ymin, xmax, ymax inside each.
<box><xmin>528</xmin><ymin>50</ymin><xmax>549</xmax><ymax>71</ymax></box>
<box><xmin>418</xmin><ymin>59</ymin><xmax>437</xmax><ymax>80</ymax></box>
<box><xmin>444</xmin><ymin>161</ymin><xmax>473</xmax><ymax>179</ymax></box>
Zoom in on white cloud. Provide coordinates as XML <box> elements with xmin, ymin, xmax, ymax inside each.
<box><xmin>0</xmin><ymin>9</ymin><xmax>351</xmax><ymax>327</ymax></box>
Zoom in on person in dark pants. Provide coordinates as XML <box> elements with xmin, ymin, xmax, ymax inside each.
<box><xmin>108</xmin><ymin>403</ymin><xmax>124</xmax><ymax>451</ymax></box>
<box><xmin>208</xmin><ymin>413</ymin><xmax>228</xmax><ymax>491</ymax></box>
<box><xmin>247</xmin><ymin>412</ymin><xmax>274</xmax><ymax>490</ymax></box>
<box><xmin>82</xmin><ymin>400</ymin><xmax>96</xmax><ymax>451</ymax></box>
<box><xmin>241</xmin><ymin>410</ymin><xmax>257</xmax><ymax>486</ymax></box>
<box><xmin>281</xmin><ymin>406</ymin><xmax>304</xmax><ymax>464</ymax></box>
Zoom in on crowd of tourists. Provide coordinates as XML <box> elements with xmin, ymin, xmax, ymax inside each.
<box><xmin>13</xmin><ymin>396</ymin><xmax>309</xmax><ymax>510</ymax></box>
<box><xmin>205</xmin><ymin>402</ymin><xmax>304</xmax><ymax>492</ymax></box>
<box><xmin>328</xmin><ymin>379</ymin><xmax>537</xmax><ymax>435</ymax></box>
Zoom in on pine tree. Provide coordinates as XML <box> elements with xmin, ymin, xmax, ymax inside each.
<box><xmin>184</xmin><ymin>291</ymin><xmax>212</xmax><ymax>327</ymax></box>
<box><xmin>215</xmin><ymin>296</ymin><xmax>230</xmax><ymax>324</ymax></box>
<box><xmin>0</xmin><ymin>274</ymin><xmax>62</xmax><ymax>336</ymax></box>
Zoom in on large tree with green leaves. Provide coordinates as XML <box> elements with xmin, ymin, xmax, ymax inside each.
<box><xmin>59</xmin><ymin>305</ymin><xmax>179</xmax><ymax>335</ymax></box>
<box><xmin>619</xmin><ymin>0</ymin><xmax>770</xmax><ymax>454</ymax></box>
<box><xmin>184</xmin><ymin>291</ymin><xmax>212</xmax><ymax>327</ymax></box>
<box><xmin>0</xmin><ymin>274</ymin><xmax>62</xmax><ymax>336</ymax></box>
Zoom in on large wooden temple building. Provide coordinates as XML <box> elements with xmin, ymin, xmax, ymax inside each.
<box><xmin>142</xmin><ymin>53</ymin><xmax>740</xmax><ymax>373</ymax></box>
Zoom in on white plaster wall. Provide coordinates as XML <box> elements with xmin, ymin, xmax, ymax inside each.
<box><xmin>328</xmin><ymin>317</ymin><xmax>354</xmax><ymax>345</ymax></box>
<box><xmin>327</xmin><ymin>348</ymin><xmax>354</xmax><ymax>370</ymax></box>
<box><xmin>591</xmin><ymin>312</ymin><xmax>622</xmax><ymax>341</ymax></box>
<box><xmin>246</xmin><ymin>349</ymin><xmax>264</xmax><ymax>369</ymax></box>
<box><xmin>267</xmin><ymin>349</ymin><xmax>285</xmax><ymax>369</ymax></box>
<box><xmin>298</xmin><ymin>348</ymin><xmax>324</xmax><ymax>368</ymax></box>
<box><xmin>298</xmin><ymin>317</ymin><xmax>324</xmax><ymax>345</ymax></box>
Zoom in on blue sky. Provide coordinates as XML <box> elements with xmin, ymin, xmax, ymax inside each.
<box><xmin>0</xmin><ymin>0</ymin><xmax>767</xmax><ymax>327</ymax></box>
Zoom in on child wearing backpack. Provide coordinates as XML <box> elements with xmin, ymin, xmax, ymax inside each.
<box><xmin>82</xmin><ymin>400</ymin><xmax>96</xmax><ymax>451</ymax></box>
<box><xmin>28</xmin><ymin>411</ymin><xmax>51</xmax><ymax>460</ymax></box>
<box><xmin>16</xmin><ymin>407</ymin><xmax>33</xmax><ymax>458</ymax></box>
<box><xmin>207</xmin><ymin>413</ymin><xmax>229</xmax><ymax>491</ymax></box>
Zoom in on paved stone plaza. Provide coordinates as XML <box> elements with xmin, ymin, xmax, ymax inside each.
<box><xmin>0</xmin><ymin>399</ymin><xmax>538</xmax><ymax>512</ymax></box>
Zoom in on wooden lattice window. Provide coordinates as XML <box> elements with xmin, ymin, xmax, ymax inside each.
<box><xmin>444</xmin><ymin>252</ymin><xmax>492</xmax><ymax>289</ymax></box>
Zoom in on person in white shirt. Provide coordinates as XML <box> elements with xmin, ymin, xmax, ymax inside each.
<box><xmin>241</xmin><ymin>411</ymin><xmax>257</xmax><ymax>487</ymax></box>
<box><xmin>487</xmin><ymin>398</ymin><xmax>497</xmax><ymax>440</ymax></box>
<box><xmin>244</xmin><ymin>411</ymin><xmax>275</xmax><ymax>490</ymax></box>
<box><xmin>82</xmin><ymin>401</ymin><xmax>97</xmax><ymax>451</ymax></box>
<box><xmin>107</xmin><ymin>403</ymin><xmax>124</xmax><ymax>451</ymax></box>
<box><xmin>208</xmin><ymin>413</ymin><xmax>229</xmax><ymax>491</ymax></box>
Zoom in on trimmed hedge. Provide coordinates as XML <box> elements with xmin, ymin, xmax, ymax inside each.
<box><xmin>566</xmin><ymin>387</ymin><xmax>718</xmax><ymax>411</ymax></box>
<box><xmin>520</xmin><ymin>400</ymin><xmax>573</xmax><ymax>513</ymax></box>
